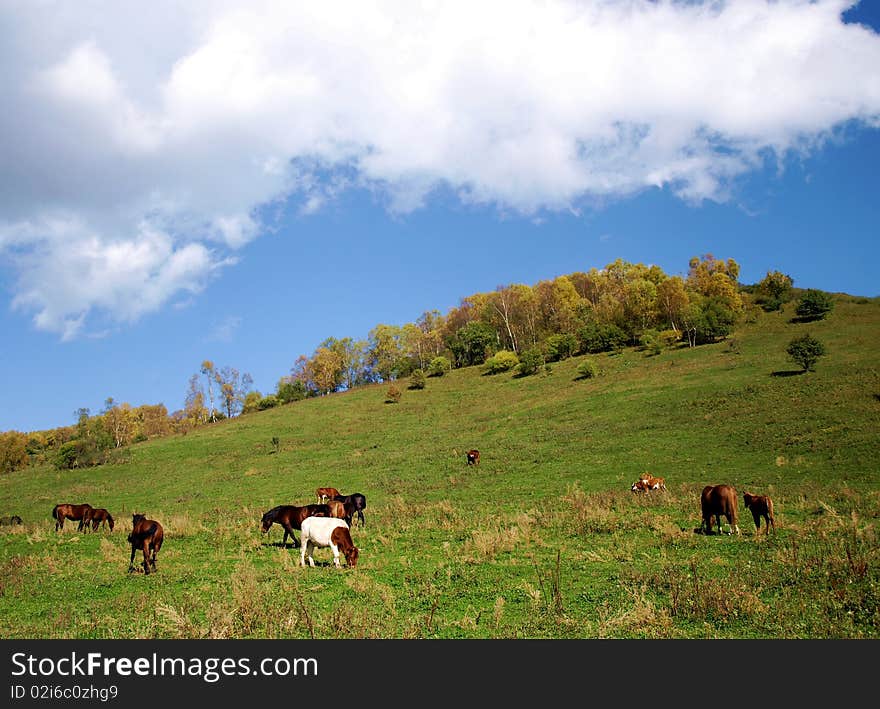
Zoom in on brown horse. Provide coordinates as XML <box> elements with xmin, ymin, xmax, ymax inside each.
<box><xmin>743</xmin><ymin>492</ymin><xmax>776</xmax><ymax>535</ymax></box>
<box><xmin>260</xmin><ymin>504</ymin><xmax>330</xmax><ymax>547</ymax></box>
<box><xmin>52</xmin><ymin>503</ymin><xmax>93</xmax><ymax>532</ymax></box>
<box><xmin>315</xmin><ymin>487</ymin><xmax>341</xmax><ymax>504</ymax></box>
<box><xmin>700</xmin><ymin>484</ymin><xmax>741</xmax><ymax>535</ymax></box>
<box><xmin>128</xmin><ymin>514</ymin><xmax>164</xmax><ymax>575</ymax></box>
<box><xmin>89</xmin><ymin>508</ymin><xmax>115</xmax><ymax>532</ymax></box>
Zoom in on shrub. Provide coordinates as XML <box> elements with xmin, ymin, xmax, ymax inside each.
<box><xmin>427</xmin><ymin>356</ymin><xmax>452</xmax><ymax>377</ymax></box>
<box><xmin>241</xmin><ymin>391</ymin><xmax>263</xmax><ymax>414</ymax></box>
<box><xmin>448</xmin><ymin>322</ymin><xmax>497</xmax><ymax>367</ymax></box>
<box><xmin>258</xmin><ymin>395</ymin><xmax>279</xmax><ymax>410</ymax></box>
<box><xmin>639</xmin><ymin>330</ymin><xmax>662</xmax><ymax>356</ymax></box>
<box><xmin>54</xmin><ymin>442</ymin><xmax>79</xmax><ymax>470</ymax></box>
<box><xmin>516</xmin><ymin>348</ymin><xmax>544</xmax><ymax>377</ymax></box>
<box><xmin>756</xmin><ymin>270</ymin><xmax>794</xmax><ymax>312</ymax></box>
<box><xmin>385</xmin><ymin>384</ymin><xmax>402</xmax><ymax>403</ymax></box>
<box><xmin>409</xmin><ymin>369</ymin><xmax>427</xmax><ymax>390</ymax></box>
<box><xmin>483</xmin><ymin>350</ymin><xmax>519</xmax><ymax>374</ymax></box>
<box><xmin>659</xmin><ymin>330</ymin><xmax>681</xmax><ymax>348</ymax></box>
<box><xmin>577</xmin><ymin>322</ymin><xmax>627</xmax><ymax>354</ymax></box>
<box><xmin>276</xmin><ymin>378</ymin><xmax>307</xmax><ymax>404</ymax></box>
<box><xmin>576</xmin><ymin>359</ymin><xmax>600</xmax><ymax>379</ymax></box>
<box><xmin>795</xmin><ymin>289</ymin><xmax>835</xmax><ymax>321</ymax></box>
<box><xmin>786</xmin><ymin>334</ymin><xmax>826</xmax><ymax>372</ymax></box>
<box><xmin>544</xmin><ymin>333</ymin><xmax>578</xmax><ymax>362</ymax></box>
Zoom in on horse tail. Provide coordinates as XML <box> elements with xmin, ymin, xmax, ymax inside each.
<box><xmin>51</xmin><ymin>505</ymin><xmax>59</xmax><ymax>519</ymax></box>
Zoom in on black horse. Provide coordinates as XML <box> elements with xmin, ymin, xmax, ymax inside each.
<box><xmin>331</xmin><ymin>493</ymin><xmax>367</xmax><ymax>527</ymax></box>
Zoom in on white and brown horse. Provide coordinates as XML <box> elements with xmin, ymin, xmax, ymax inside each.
<box><xmin>299</xmin><ymin>516</ymin><xmax>359</xmax><ymax>568</ymax></box>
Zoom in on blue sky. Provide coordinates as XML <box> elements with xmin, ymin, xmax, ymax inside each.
<box><xmin>1</xmin><ymin>1</ymin><xmax>879</xmax><ymax>434</ymax></box>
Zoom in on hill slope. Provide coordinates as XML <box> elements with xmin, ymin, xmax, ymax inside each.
<box><xmin>1</xmin><ymin>295</ymin><xmax>878</xmax><ymax>638</ymax></box>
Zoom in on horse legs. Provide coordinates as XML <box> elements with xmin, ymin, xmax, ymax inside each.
<box><xmin>284</xmin><ymin>525</ymin><xmax>299</xmax><ymax>547</ymax></box>
<box><xmin>55</xmin><ymin>517</ymin><xmax>63</xmax><ymax>532</ymax></box>
<box><xmin>129</xmin><ymin>544</ymin><xmax>138</xmax><ymax>572</ymax></box>
<box><xmin>282</xmin><ymin>526</ymin><xmax>299</xmax><ymax>547</ymax></box>
<box><xmin>301</xmin><ymin>540</ymin><xmax>315</xmax><ymax>567</ymax></box>
<box><xmin>142</xmin><ymin>541</ymin><xmax>152</xmax><ymax>575</ymax></box>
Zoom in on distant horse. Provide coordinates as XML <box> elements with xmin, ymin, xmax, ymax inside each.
<box><xmin>89</xmin><ymin>508</ymin><xmax>115</xmax><ymax>532</ymax></box>
<box><xmin>52</xmin><ymin>503</ymin><xmax>93</xmax><ymax>532</ymax></box>
<box><xmin>300</xmin><ymin>516</ymin><xmax>359</xmax><ymax>568</ymax></box>
<box><xmin>128</xmin><ymin>514</ymin><xmax>164</xmax><ymax>575</ymax></box>
<box><xmin>332</xmin><ymin>492</ymin><xmax>367</xmax><ymax>527</ymax></box>
<box><xmin>316</xmin><ymin>487</ymin><xmax>341</xmax><ymax>504</ymax></box>
<box><xmin>466</xmin><ymin>449</ymin><xmax>480</xmax><ymax>466</ymax></box>
<box><xmin>260</xmin><ymin>504</ymin><xmax>330</xmax><ymax>547</ymax></box>
<box><xmin>0</xmin><ymin>515</ymin><xmax>22</xmax><ymax>526</ymax></box>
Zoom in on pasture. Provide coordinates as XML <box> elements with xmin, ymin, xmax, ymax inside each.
<box><xmin>0</xmin><ymin>295</ymin><xmax>878</xmax><ymax>639</ymax></box>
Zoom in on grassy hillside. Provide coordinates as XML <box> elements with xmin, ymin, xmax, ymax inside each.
<box><xmin>1</xmin><ymin>295</ymin><xmax>878</xmax><ymax>639</ymax></box>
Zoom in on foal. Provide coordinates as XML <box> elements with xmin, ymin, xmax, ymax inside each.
<box><xmin>89</xmin><ymin>508</ymin><xmax>115</xmax><ymax>532</ymax></box>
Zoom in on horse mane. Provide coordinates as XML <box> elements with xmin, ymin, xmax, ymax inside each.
<box><xmin>262</xmin><ymin>505</ymin><xmax>287</xmax><ymax>524</ymax></box>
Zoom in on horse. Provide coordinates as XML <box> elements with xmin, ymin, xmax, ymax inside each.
<box><xmin>0</xmin><ymin>515</ymin><xmax>22</xmax><ymax>526</ymax></box>
<box><xmin>128</xmin><ymin>514</ymin><xmax>164</xmax><ymax>575</ymax></box>
<box><xmin>332</xmin><ymin>492</ymin><xmax>367</xmax><ymax>527</ymax></box>
<box><xmin>316</xmin><ymin>487</ymin><xmax>341</xmax><ymax>503</ymax></box>
<box><xmin>89</xmin><ymin>508</ymin><xmax>115</xmax><ymax>532</ymax></box>
<box><xmin>299</xmin><ymin>516</ymin><xmax>359</xmax><ymax>568</ymax></box>
<box><xmin>52</xmin><ymin>503</ymin><xmax>93</xmax><ymax>532</ymax></box>
<box><xmin>326</xmin><ymin>500</ymin><xmax>348</xmax><ymax>521</ymax></box>
<box><xmin>631</xmin><ymin>473</ymin><xmax>666</xmax><ymax>492</ymax></box>
<box><xmin>743</xmin><ymin>492</ymin><xmax>776</xmax><ymax>535</ymax></box>
<box><xmin>466</xmin><ymin>449</ymin><xmax>480</xmax><ymax>465</ymax></box>
<box><xmin>699</xmin><ymin>484</ymin><xmax>741</xmax><ymax>536</ymax></box>
<box><xmin>260</xmin><ymin>504</ymin><xmax>330</xmax><ymax>547</ymax></box>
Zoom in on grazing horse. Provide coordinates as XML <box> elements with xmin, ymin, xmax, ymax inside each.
<box><xmin>89</xmin><ymin>508</ymin><xmax>115</xmax><ymax>532</ymax></box>
<box><xmin>260</xmin><ymin>504</ymin><xmax>330</xmax><ymax>547</ymax></box>
<box><xmin>699</xmin><ymin>484</ymin><xmax>741</xmax><ymax>536</ymax></box>
<box><xmin>316</xmin><ymin>487</ymin><xmax>341</xmax><ymax>504</ymax></box>
<box><xmin>52</xmin><ymin>503</ymin><xmax>93</xmax><ymax>532</ymax></box>
<box><xmin>0</xmin><ymin>515</ymin><xmax>22</xmax><ymax>526</ymax></box>
<box><xmin>743</xmin><ymin>492</ymin><xmax>776</xmax><ymax>535</ymax></box>
<box><xmin>128</xmin><ymin>514</ymin><xmax>164</xmax><ymax>575</ymax></box>
<box><xmin>332</xmin><ymin>493</ymin><xmax>367</xmax><ymax>527</ymax></box>
<box><xmin>466</xmin><ymin>449</ymin><xmax>480</xmax><ymax>466</ymax></box>
<box><xmin>300</xmin><ymin>516</ymin><xmax>359</xmax><ymax>568</ymax></box>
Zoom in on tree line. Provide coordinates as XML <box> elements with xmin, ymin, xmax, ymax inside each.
<box><xmin>1</xmin><ymin>254</ymin><xmax>823</xmax><ymax>474</ymax></box>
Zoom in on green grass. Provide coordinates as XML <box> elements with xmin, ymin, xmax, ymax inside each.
<box><xmin>1</xmin><ymin>295</ymin><xmax>878</xmax><ymax>638</ymax></box>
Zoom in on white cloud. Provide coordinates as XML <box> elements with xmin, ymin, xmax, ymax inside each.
<box><xmin>1</xmin><ymin>0</ymin><xmax>878</xmax><ymax>338</ymax></box>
